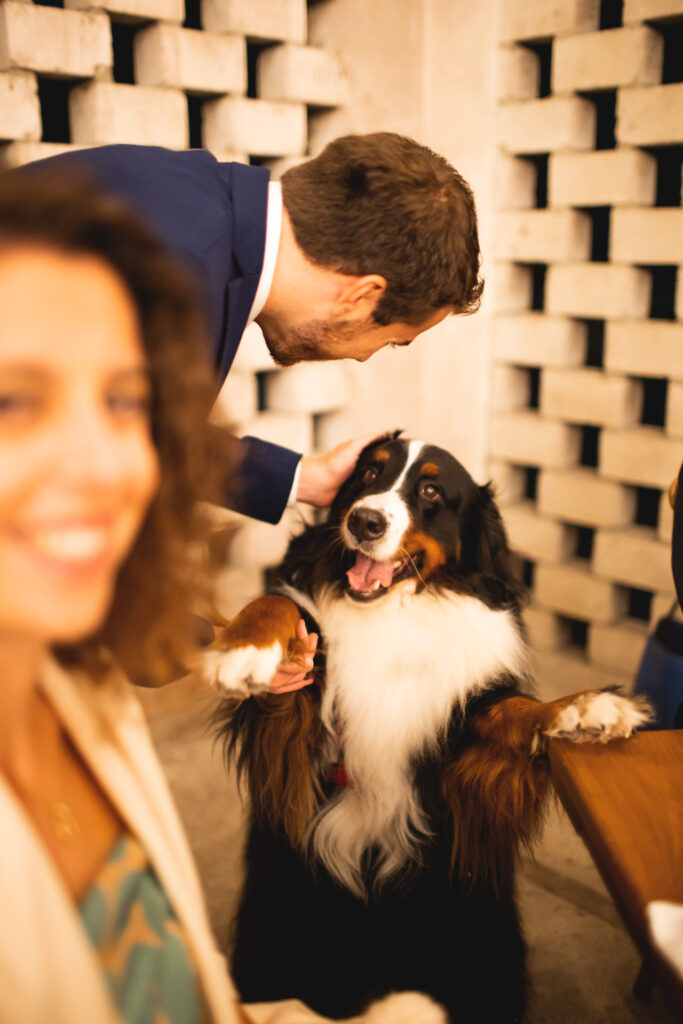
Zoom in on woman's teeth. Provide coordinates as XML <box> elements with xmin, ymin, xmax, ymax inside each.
<box><xmin>30</xmin><ymin>527</ymin><xmax>108</xmax><ymax>561</ymax></box>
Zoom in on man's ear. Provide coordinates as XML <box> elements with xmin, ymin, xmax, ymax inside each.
<box><xmin>332</xmin><ymin>274</ymin><xmax>386</xmax><ymax>318</ymax></box>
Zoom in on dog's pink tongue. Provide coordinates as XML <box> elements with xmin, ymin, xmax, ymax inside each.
<box><xmin>347</xmin><ymin>553</ymin><xmax>394</xmax><ymax>591</ymax></box>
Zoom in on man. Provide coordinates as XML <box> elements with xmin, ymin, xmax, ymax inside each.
<box><xmin>31</xmin><ymin>132</ymin><xmax>483</xmax><ymax>525</ymax></box>
<box><xmin>33</xmin><ymin>133</ymin><xmax>483</xmax><ymax>687</ymax></box>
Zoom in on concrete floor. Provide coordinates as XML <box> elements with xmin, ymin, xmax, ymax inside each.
<box><xmin>139</xmin><ymin>675</ymin><xmax>672</xmax><ymax>1024</ymax></box>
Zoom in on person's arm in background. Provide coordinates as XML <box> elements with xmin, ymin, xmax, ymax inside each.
<box><xmin>207</xmin><ymin>427</ymin><xmax>382</xmax><ymax>691</ymax></box>
<box><xmin>209</xmin><ymin>427</ymin><xmax>381</xmax><ymax>525</ymax></box>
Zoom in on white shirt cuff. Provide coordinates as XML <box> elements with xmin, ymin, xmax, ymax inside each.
<box><xmin>286</xmin><ymin>459</ymin><xmax>303</xmax><ymax>507</ymax></box>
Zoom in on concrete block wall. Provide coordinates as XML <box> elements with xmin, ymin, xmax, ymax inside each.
<box><xmin>0</xmin><ymin>0</ymin><xmax>348</xmax><ymax>616</ymax></box>
<box><xmin>494</xmin><ymin>0</ymin><xmax>683</xmax><ymax>693</ymax></box>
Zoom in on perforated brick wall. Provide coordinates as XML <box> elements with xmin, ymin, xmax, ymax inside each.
<box><xmin>0</xmin><ymin>0</ymin><xmax>349</xmax><ymax>617</ymax></box>
<box><xmin>493</xmin><ymin>0</ymin><xmax>683</xmax><ymax>695</ymax></box>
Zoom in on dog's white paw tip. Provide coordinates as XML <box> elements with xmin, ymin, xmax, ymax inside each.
<box><xmin>547</xmin><ymin>691</ymin><xmax>653</xmax><ymax>744</ymax></box>
<box><xmin>363</xmin><ymin>992</ymin><xmax>448</xmax><ymax>1024</ymax></box>
<box><xmin>199</xmin><ymin>641</ymin><xmax>283</xmax><ymax>695</ymax></box>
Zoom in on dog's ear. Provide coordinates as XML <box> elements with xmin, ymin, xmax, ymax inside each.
<box><xmin>359</xmin><ymin>428</ymin><xmax>403</xmax><ymax>457</ymax></box>
<box><xmin>328</xmin><ymin>429</ymin><xmax>404</xmax><ymax>521</ymax></box>
<box><xmin>469</xmin><ymin>484</ymin><xmax>526</xmax><ymax>606</ymax></box>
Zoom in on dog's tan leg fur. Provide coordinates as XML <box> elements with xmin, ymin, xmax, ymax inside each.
<box><xmin>441</xmin><ymin>690</ymin><xmax>648</xmax><ymax>887</ymax></box>
<box><xmin>212</xmin><ymin>595</ymin><xmax>322</xmax><ymax>847</ymax></box>
<box><xmin>213</xmin><ymin>594</ymin><xmax>302</xmax><ymax>655</ymax></box>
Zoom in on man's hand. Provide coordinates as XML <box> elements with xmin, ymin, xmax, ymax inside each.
<box><xmin>296</xmin><ymin>433</ymin><xmax>382</xmax><ymax>507</ymax></box>
<box><xmin>269</xmin><ymin>619</ymin><xmax>318</xmax><ymax>694</ymax></box>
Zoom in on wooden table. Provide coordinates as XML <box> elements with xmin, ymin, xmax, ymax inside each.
<box><xmin>549</xmin><ymin>730</ymin><xmax>683</xmax><ymax>1019</ymax></box>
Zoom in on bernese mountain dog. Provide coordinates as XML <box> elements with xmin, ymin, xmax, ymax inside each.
<box><xmin>202</xmin><ymin>434</ymin><xmax>650</xmax><ymax>1024</ymax></box>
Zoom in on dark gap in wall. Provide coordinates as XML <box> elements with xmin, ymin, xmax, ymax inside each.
<box><xmin>256</xmin><ymin>371</ymin><xmax>268</xmax><ymax>412</ymax></box>
<box><xmin>527</xmin><ymin>367</ymin><xmax>541</xmax><ymax>409</ymax></box>
<box><xmin>183</xmin><ymin>0</ymin><xmax>202</xmax><ymax>29</ymax></box>
<box><xmin>37</xmin><ymin>77</ymin><xmax>71</xmax><ymax>143</ymax></box>
<box><xmin>187</xmin><ymin>95</ymin><xmax>203</xmax><ymax>148</ymax></box>
<box><xmin>581</xmin><ymin>206</ymin><xmax>610</xmax><ymax>262</ymax></box>
<box><xmin>522</xmin><ymin>559</ymin><xmax>535</xmax><ymax>589</ymax></box>
<box><xmin>647</xmin><ymin>145</ymin><xmax>683</xmax><ymax>207</ymax></box>
<box><xmin>635</xmin><ymin>486</ymin><xmax>661</xmax><ymax>529</ymax></box>
<box><xmin>580</xmin><ymin>425</ymin><xmax>600</xmax><ymax>468</ymax></box>
<box><xmin>645</xmin><ymin>265</ymin><xmax>677</xmax><ymax>320</ymax></box>
<box><xmin>582</xmin><ymin>90</ymin><xmax>617</xmax><ymax>150</ymax></box>
<box><xmin>111</xmin><ymin>21</ymin><xmax>137</xmax><ymax>84</ymax></box>
<box><xmin>639</xmin><ymin>376</ymin><xmax>668</xmax><ymax>426</ymax></box>
<box><xmin>575</xmin><ymin>526</ymin><xmax>595</xmax><ymax>561</ymax></box>
<box><xmin>247</xmin><ymin>42</ymin><xmax>274</xmax><ymax>98</ymax></box>
<box><xmin>659</xmin><ymin>21</ymin><xmax>683</xmax><ymax>84</ymax></box>
<box><xmin>524</xmin><ymin>153</ymin><xmax>549</xmax><ymax>208</ymax></box>
<box><xmin>628</xmin><ymin>586</ymin><xmax>653</xmax><ymax>622</ymax></box>
<box><xmin>584</xmin><ymin>319</ymin><xmax>605</xmax><ymax>367</ymax></box>
<box><xmin>530</xmin><ymin>264</ymin><xmax>547</xmax><ymax>310</ymax></box>
<box><xmin>599</xmin><ymin>0</ymin><xmax>623</xmax><ymax>30</ymax></box>
<box><xmin>524</xmin><ymin>466</ymin><xmax>539</xmax><ymax>501</ymax></box>
<box><xmin>34</xmin><ymin>0</ymin><xmax>64</xmax><ymax>6</ymax></box>
<box><xmin>521</xmin><ymin>41</ymin><xmax>552</xmax><ymax>98</ymax></box>
<box><xmin>563</xmin><ymin>616</ymin><xmax>589</xmax><ymax>649</ymax></box>
<box><xmin>249</xmin><ymin>155</ymin><xmax>268</xmax><ymax>166</ymax></box>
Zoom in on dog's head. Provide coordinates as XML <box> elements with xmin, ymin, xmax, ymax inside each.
<box><xmin>326</xmin><ymin>434</ymin><xmax>524</xmax><ymax>608</ymax></box>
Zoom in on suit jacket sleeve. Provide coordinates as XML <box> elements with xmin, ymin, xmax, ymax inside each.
<box><xmin>233</xmin><ymin>437</ymin><xmax>302</xmax><ymax>525</ymax></box>
<box><xmin>24</xmin><ymin>144</ymin><xmax>302</xmax><ymax>524</ymax></box>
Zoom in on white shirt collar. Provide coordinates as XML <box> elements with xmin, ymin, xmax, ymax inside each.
<box><xmin>247</xmin><ymin>180</ymin><xmax>282</xmax><ymax>325</ymax></box>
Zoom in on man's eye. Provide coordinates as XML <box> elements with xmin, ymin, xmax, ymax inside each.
<box><xmin>362</xmin><ymin>466</ymin><xmax>379</xmax><ymax>485</ymax></box>
<box><xmin>419</xmin><ymin>480</ymin><xmax>440</xmax><ymax>502</ymax></box>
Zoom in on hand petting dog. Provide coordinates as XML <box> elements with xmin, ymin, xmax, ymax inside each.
<box><xmin>269</xmin><ymin>619</ymin><xmax>318</xmax><ymax>694</ymax></box>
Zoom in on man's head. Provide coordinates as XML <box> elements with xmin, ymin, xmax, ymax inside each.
<box><xmin>257</xmin><ymin>132</ymin><xmax>483</xmax><ymax>366</ymax></box>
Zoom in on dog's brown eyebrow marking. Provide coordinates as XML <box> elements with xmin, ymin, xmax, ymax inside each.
<box><xmin>374</xmin><ymin>449</ymin><xmax>390</xmax><ymax>462</ymax></box>
<box><xmin>420</xmin><ymin>462</ymin><xmax>439</xmax><ymax>477</ymax></box>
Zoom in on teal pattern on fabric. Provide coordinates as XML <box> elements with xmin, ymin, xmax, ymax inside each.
<box><xmin>80</xmin><ymin>833</ymin><xmax>201</xmax><ymax>1024</ymax></box>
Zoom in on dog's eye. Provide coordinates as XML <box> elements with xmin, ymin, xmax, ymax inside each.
<box><xmin>362</xmin><ymin>466</ymin><xmax>379</xmax><ymax>485</ymax></box>
<box><xmin>419</xmin><ymin>480</ymin><xmax>440</xmax><ymax>502</ymax></box>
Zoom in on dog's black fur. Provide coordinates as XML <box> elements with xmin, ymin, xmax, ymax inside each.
<box><xmin>210</xmin><ymin>436</ymin><xmax>648</xmax><ymax>1023</ymax></box>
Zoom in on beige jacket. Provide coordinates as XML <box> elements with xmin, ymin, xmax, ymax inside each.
<box><xmin>0</xmin><ymin>657</ymin><xmax>444</xmax><ymax>1024</ymax></box>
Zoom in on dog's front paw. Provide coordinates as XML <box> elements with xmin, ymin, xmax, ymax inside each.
<box><xmin>545</xmin><ymin>690</ymin><xmax>653</xmax><ymax>744</ymax></box>
<box><xmin>201</xmin><ymin>641</ymin><xmax>283</xmax><ymax>696</ymax></box>
<box><xmin>198</xmin><ymin>594</ymin><xmax>303</xmax><ymax>696</ymax></box>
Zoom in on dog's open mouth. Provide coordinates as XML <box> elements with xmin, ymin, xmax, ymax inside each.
<box><xmin>345</xmin><ymin>551</ymin><xmax>423</xmax><ymax>601</ymax></box>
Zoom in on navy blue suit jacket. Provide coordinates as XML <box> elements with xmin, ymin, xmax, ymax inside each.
<box><xmin>31</xmin><ymin>145</ymin><xmax>300</xmax><ymax>524</ymax></box>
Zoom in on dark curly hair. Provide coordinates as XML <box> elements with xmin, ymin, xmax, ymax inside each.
<box><xmin>0</xmin><ymin>167</ymin><xmax>218</xmax><ymax>684</ymax></box>
<box><xmin>281</xmin><ymin>132</ymin><xmax>484</xmax><ymax>325</ymax></box>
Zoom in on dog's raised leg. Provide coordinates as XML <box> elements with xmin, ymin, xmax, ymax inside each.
<box><xmin>201</xmin><ymin>595</ymin><xmax>309</xmax><ymax>696</ymax></box>
<box><xmin>203</xmin><ymin>595</ymin><xmax>323</xmax><ymax>847</ymax></box>
<box><xmin>442</xmin><ymin>690</ymin><xmax>652</xmax><ymax>884</ymax></box>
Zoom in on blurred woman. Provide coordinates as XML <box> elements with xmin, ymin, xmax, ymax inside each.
<box><xmin>0</xmin><ymin>167</ymin><xmax>241</xmax><ymax>1024</ymax></box>
<box><xmin>0</xmin><ymin>170</ymin><xmax>445</xmax><ymax>1024</ymax></box>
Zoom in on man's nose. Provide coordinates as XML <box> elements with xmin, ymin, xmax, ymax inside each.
<box><xmin>347</xmin><ymin>507</ymin><xmax>387</xmax><ymax>542</ymax></box>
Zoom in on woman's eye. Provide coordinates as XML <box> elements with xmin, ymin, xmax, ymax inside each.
<box><xmin>106</xmin><ymin>391</ymin><xmax>151</xmax><ymax>417</ymax></box>
<box><xmin>419</xmin><ymin>481</ymin><xmax>440</xmax><ymax>502</ymax></box>
<box><xmin>362</xmin><ymin>466</ymin><xmax>379</xmax><ymax>485</ymax></box>
<box><xmin>0</xmin><ymin>391</ymin><xmax>41</xmax><ymax>423</ymax></box>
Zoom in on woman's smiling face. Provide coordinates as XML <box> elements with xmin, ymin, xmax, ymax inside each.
<box><xmin>0</xmin><ymin>245</ymin><xmax>159</xmax><ymax>646</ymax></box>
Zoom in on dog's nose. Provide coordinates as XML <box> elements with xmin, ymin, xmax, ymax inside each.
<box><xmin>347</xmin><ymin>507</ymin><xmax>387</xmax><ymax>541</ymax></box>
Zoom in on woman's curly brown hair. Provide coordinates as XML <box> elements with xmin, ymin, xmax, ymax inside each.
<box><xmin>0</xmin><ymin>168</ymin><xmax>219</xmax><ymax>684</ymax></box>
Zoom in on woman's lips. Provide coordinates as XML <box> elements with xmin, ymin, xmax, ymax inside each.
<box><xmin>11</xmin><ymin>521</ymin><xmax>119</xmax><ymax>576</ymax></box>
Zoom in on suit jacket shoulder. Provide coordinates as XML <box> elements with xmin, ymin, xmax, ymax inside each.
<box><xmin>27</xmin><ymin>144</ymin><xmax>269</xmax><ymax>379</ymax></box>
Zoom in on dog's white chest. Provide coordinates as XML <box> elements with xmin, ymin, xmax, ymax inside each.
<box><xmin>319</xmin><ymin>588</ymin><xmax>525</xmax><ymax>772</ymax></box>
<box><xmin>309</xmin><ymin>588</ymin><xmax>526</xmax><ymax>894</ymax></box>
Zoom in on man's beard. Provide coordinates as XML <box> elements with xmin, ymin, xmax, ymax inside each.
<box><xmin>258</xmin><ymin>316</ymin><xmax>367</xmax><ymax>367</ymax></box>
